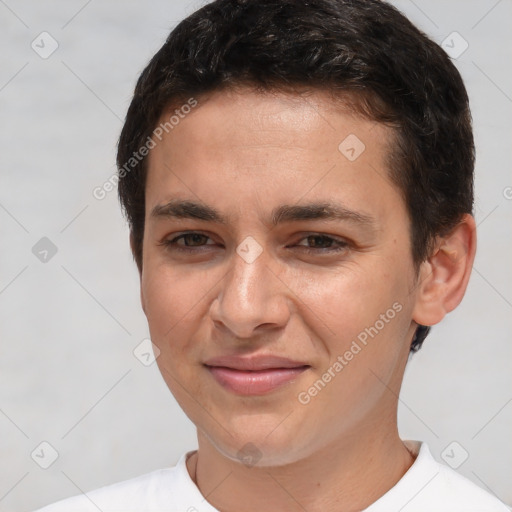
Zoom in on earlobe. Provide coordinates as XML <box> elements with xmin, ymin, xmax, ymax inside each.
<box><xmin>412</xmin><ymin>214</ymin><xmax>477</xmax><ymax>327</ymax></box>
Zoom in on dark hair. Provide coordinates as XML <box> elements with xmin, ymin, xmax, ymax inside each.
<box><xmin>117</xmin><ymin>0</ymin><xmax>474</xmax><ymax>352</ymax></box>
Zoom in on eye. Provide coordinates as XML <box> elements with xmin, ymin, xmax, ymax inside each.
<box><xmin>159</xmin><ymin>232</ymin><xmax>217</xmax><ymax>252</ymax></box>
<box><xmin>293</xmin><ymin>234</ymin><xmax>349</xmax><ymax>253</ymax></box>
<box><xmin>159</xmin><ymin>232</ymin><xmax>350</xmax><ymax>256</ymax></box>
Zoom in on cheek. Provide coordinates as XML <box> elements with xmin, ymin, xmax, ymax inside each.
<box><xmin>141</xmin><ymin>261</ymin><xmax>218</xmax><ymax>351</ymax></box>
<box><xmin>286</xmin><ymin>261</ymin><xmax>407</xmax><ymax>346</ymax></box>
<box><xmin>293</xmin><ymin>266</ymin><xmax>411</xmax><ymax>432</ymax></box>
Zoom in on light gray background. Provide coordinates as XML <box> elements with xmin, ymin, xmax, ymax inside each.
<box><xmin>0</xmin><ymin>1</ymin><xmax>511</xmax><ymax>510</ymax></box>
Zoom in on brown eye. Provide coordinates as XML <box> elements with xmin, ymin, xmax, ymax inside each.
<box><xmin>295</xmin><ymin>234</ymin><xmax>349</xmax><ymax>253</ymax></box>
<box><xmin>175</xmin><ymin>233</ymin><xmax>210</xmax><ymax>246</ymax></box>
<box><xmin>159</xmin><ymin>232</ymin><xmax>217</xmax><ymax>253</ymax></box>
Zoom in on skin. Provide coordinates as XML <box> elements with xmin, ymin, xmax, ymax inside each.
<box><xmin>136</xmin><ymin>88</ymin><xmax>476</xmax><ymax>512</ymax></box>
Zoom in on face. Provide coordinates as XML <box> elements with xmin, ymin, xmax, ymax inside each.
<box><xmin>141</xmin><ymin>88</ymin><xmax>419</xmax><ymax>466</ymax></box>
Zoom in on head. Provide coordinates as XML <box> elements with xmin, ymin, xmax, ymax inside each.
<box><xmin>116</xmin><ymin>0</ymin><xmax>476</xmax><ymax>466</ymax></box>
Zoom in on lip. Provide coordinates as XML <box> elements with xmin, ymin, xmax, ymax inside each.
<box><xmin>204</xmin><ymin>355</ymin><xmax>310</xmax><ymax>395</ymax></box>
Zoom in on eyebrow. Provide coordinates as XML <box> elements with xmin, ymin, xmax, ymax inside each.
<box><xmin>150</xmin><ymin>199</ymin><xmax>375</xmax><ymax>227</ymax></box>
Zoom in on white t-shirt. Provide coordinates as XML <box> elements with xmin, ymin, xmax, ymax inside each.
<box><xmin>35</xmin><ymin>441</ymin><xmax>510</xmax><ymax>512</ymax></box>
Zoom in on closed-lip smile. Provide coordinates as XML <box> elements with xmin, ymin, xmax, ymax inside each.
<box><xmin>204</xmin><ymin>355</ymin><xmax>310</xmax><ymax>395</ymax></box>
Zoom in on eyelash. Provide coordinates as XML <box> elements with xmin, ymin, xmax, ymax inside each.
<box><xmin>159</xmin><ymin>232</ymin><xmax>349</xmax><ymax>254</ymax></box>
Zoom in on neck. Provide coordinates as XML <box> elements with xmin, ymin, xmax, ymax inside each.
<box><xmin>187</xmin><ymin>418</ymin><xmax>414</xmax><ymax>512</ymax></box>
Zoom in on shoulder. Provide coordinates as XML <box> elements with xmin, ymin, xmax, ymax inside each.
<box><xmin>427</xmin><ymin>462</ymin><xmax>510</xmax><ymax>512</ymax></box>
<box><xmin>367</xmin><ymin>441</ymin><xmax>510</xmax><ymax>512</ymax></box>
<box><xmin>33</xmin><ymin>451</ymin><xmax>209</xmax><ymax>512</ymax></box>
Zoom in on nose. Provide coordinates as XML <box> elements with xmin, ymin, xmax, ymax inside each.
<box><xmin>209</xmin><ymin>244</ymin><xmax>291</xmax><ymax>339</ymax></box>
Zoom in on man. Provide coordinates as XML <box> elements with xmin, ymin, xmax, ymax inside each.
<box><xmin>36</xmin><ymin>0</ymin><xmax>510</xmax><ymax>510</ymax></box>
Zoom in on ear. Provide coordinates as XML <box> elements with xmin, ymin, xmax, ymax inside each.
<box><xmin>412</xmin><ymin>214</ymin><xmax>477</xmax><ymax>327</ymax></box>
<box><xmin>130</xmin><ymin>232</ymin><xmax>146</xmax><ymax>314</ymax></box>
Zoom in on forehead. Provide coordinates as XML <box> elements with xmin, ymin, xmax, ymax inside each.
<box><xmin>145</xmin><ymin>88</ymin><xmax>402</xmax><ymax>225</ymax></box>
<box><xmin>155</xmin><ymin>88</ymin><xmax>392</xmax><ymax>151</ymax></box>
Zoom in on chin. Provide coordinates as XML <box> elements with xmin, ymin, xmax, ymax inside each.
<box><xmin>201</xmin><ymin>418</ymin><xmax>317</xmax><ymax>468</ymax></box>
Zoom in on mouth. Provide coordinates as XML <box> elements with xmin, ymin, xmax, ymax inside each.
<box><xmin>204</xmin><ymin>355</ymin><xmax>310</xmax><ymax>396</ymax></box>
